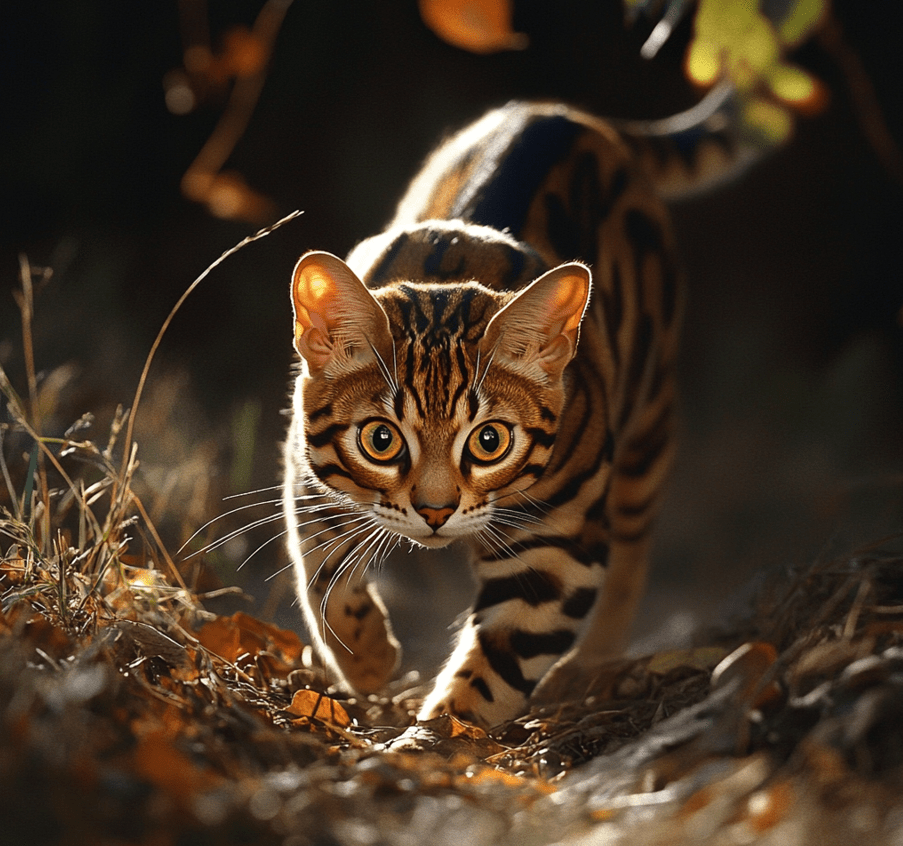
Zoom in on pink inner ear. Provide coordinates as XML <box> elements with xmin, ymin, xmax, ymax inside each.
<box><xmin>536</xmin><ymin>333</ymin><xmax>573</xmax><ymax>374</ymax></box>
<box><xmin>291</xmin><ymin>251</ymin><xmax>392</xmax><ymax>372</ymax></box>
<box><xmin>294</xmin><ymin>263</ymin><xmax>338</xmax><ymax>326</ymax></box>
<box><xmin>296</xmin><ymin>322</ymin><xmax>334</xmax><ymax>370</ymax></box>
<box><xmin>480</xmin><ymin>263</ymin><xmax>591</xmax><ymax>377</ymax></box>
<box><xmin>292</xmin><ymin>256</ymin><xmax>343</xmax><ymax>368</ymax></box>
<box><xmin>548</xmin><ymin>271</ymin><xmax>591</xmax><ymax>344</ymax></box>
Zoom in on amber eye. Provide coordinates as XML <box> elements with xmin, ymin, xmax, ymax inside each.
<box><xmin>467</xmin><ymin>422</ymin><xmax>512</xmax><ymax>464</ymax></box>
<box><xmin>358</xmin><ymin>420</ymin><xmax>404</xmax><ymax>463</ymax></box>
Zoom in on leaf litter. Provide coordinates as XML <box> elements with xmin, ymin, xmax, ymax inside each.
<box><xmin>3</xmin><ymin>252</ymin><xmax>903</xmax><ymax>845</ymax></box>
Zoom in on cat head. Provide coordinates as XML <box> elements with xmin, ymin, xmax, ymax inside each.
<box><xmin>290</xmin><ymin>251</ymin><xmax>591</xmax><ymax>547</ymax></box>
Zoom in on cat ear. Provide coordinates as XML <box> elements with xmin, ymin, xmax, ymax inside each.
<box><xmin>481</xmin><ymin>263</ymin><xmax>591</xmax><ymax>379</ymax></box>
<box><xmin>291</xmin><ymin>251</ymin><xmax>392</xmax><ymax>373</ymax></box>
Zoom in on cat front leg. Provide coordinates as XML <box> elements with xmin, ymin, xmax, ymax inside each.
<box><xmin>285</xmin><ymin>493</ymin><xmax>400</xmax><ymax>694</ymax></box>
<box><xmin>419</xmin><ymin>552</ymin><xmax>604</xmax><ymax>727</ymax></box>
<box><xmin>531</xmin><ymin>535</ymin><xmax>651</xmax><ymax>705</ymax></box>
<box><xmin>304</xmin><ymin>547</ymin><xmax>400</xmax><ymax>695</ymax></box>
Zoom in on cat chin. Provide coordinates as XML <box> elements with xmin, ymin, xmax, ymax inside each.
<box><xmin>405</xmin><ymin>533</ymin><xmax>456</xmax><ymax>550</ymax></box>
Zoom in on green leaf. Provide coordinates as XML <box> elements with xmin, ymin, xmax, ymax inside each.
<box><xmin>778</xmin><ymin>0</ymin><xmax>826</xmax><ymax>45</ymax></box>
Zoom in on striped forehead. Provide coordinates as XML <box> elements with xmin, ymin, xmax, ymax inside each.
<box><xmin>383</xmin><ymin>284</ymin><xmax>489</xmax><ymax>421</ymax></box>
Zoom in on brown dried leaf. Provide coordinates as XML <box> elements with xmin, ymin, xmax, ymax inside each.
<box><xmin>418</xmin><ymin>0</ymin><xmax>527</xmax><ymax>53</ymax></box>
<box><xmin>711</xmin><ymin>641</ymin><xmax>780</xmax><ymax>707</ymax></box>
<box><xmin>0</xmin><ymin>556</ymin><xmax>27</xmax><ymax>585</ymax></box>
<box><xmin>287</xmin><ymin>688</ymin><xmax>352</xmax><ymax>729</ymax></box>
<box><xmin>790</xmin><ymin>638</ymin><xmax>868</xmax><ymax>688</ymax></box>
<box><xmin>106</xmin><ymin>619</ymin><xmax>188</xmax><ymax>667</ymax></box>
<box><xmin>195</xmin><ymin>615</ymin><xmax>247</xmax><ymax>662</ymax></box>
<box><xmin>221</xmin><ymin>26</ymin><xmax>268</xmax><ymax>77</ymax></box>
<box><xmin>195</xmin><ymin>611</ymin><xmax>303</xmax><ymax>666</ymax></box>
<box><xmin>388</xmin><ymin>714</ymin><xmax>507</xmax><ymax>760</ymax></box>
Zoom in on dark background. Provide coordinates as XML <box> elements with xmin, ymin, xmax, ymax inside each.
<box><xmin>2</xmin><ymin>0</ymin><xmax>902</xmax><ymax>658</ymax></box>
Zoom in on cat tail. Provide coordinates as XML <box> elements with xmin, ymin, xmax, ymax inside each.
<box><xmin>615</xmin><ymin>81</ymin><xmax>788</xmax><ymax>201</ymax></box>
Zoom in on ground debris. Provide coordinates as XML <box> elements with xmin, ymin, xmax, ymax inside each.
<box><xmin>3</xmin><ymin>535</ymin><xmax>903</xmax><ymax>844</ymax></box>
<box><xmin>3</xmin><ymin>402</ymin><xmax>903</xmax><ymax>843</ymax></box>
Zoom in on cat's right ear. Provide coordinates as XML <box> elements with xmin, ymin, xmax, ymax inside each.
<box><xmin>291</xmin><ymin>252</ymin><xmax>392</xmax><ymax>373</ymax></box>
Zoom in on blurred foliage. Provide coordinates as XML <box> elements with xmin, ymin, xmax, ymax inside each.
<box><xmin>685</xmin><ymin>0</ymin><xmax>827</xmax><ymax>141</ymax></box>
<box><xmin>422</xmin><ymin>0</ymin><xmax>828</xmax><ymax>143</ymax></box>
<box><xmin>165</xmin><ymin>0</ymin><xmax>295</xmax><ymax>224</ymax></box>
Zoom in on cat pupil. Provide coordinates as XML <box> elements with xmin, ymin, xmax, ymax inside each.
<box><xmin>373</xmin><ymin>425</ymin><xmax>393</xmax><ymax>451</ymax></box>
<box><xmin>479</xmin><ymin>427</ymin><xmax>499</xmax><ymax>451</ymax></box>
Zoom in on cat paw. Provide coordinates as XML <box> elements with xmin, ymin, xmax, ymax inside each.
<box><xmin>417</xmin><ymin>685</ymin><xmax>521</xmax><ymax>729</ymax></box>
<box><xmin>339</xmin><ymin>633</ymin><xmax>401</xmax><ymax>694</ymax></box>
<box><xmin>531</xmin><ymin>655</ymin><xmax>627</xmax><ymax>705</ymax></box>
<box><xmin>382</xmin><ymin>722</ymin><xmax>444</xmax><ymax>751</ymax></box>
<box><xmin>326</xmin><ymin>586</ymin><xmax>401</xmax><ymax>694</ymax></box>
<box><xmin>383</xmin><ymin>715</ymin><xmax>502</xmax><ymax>755</ymax></box>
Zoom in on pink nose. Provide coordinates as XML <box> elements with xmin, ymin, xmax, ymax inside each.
<box><xmin>415</xmin><ymin>504</ymin><xmax>455</xmax><ymax>530</ymax></box>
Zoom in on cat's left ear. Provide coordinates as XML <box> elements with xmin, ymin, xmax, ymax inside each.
<box><xmin>481</xmin><ymin>263</ymin><xmax>591</xmax><ymax>379</ymax></box>
<box><xmin>291</xmin><ymin>251</ymin><xmax>392</xmax><ymax>374</ymax></box>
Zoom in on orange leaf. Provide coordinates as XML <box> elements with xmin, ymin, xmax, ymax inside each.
<box><xmin>195</xmin><ymin>611</ymin><xmax>304</xmax><ymax>665</ymax></box>
<box><xmin>465</xmin><ymin>767</ymin><xmax>525</xmax><ymax>789</ymax></box>
<box><xmin>286</xmin><ymin>689</ymin><xmax>351</xmax><ymax>729</ymax></box>
<box><xmin>446</xmin><ymin>714</ymin><xmax>489</xmax><ymax>740</ymax></box>
<box><xmin>418</xmin><ymin>0</ymin><xmax>527</xmax><ymax>53</ymax></box>
<box><xmin>232</xmin><ymin>611</ymin><xmax>304</xmax><ymax>663</ymax></box>
<box><xmin>711</xmin><ymin>641</ymin><xmax>780</xmax><ymax>707</ymax></box>
<box><xmin>0</xmin><ymin>557</ymin><xmax>27</xmax><ymax>585</ymax></box>
<box><xmin>195</xmin><ymin>616</ymin><xmax>246</xmax><ymax>662</ymax></box>
<box><xmin>222</xmin><ymin>26</ymin><xmax>267</xmax><ymax>77</ymax></box>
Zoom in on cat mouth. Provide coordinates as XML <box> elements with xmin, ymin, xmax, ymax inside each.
<box><xmin>408</xmin><ymin>531</ymin><xmax>456</xmax><ymax>550</ymax></box>
<box><xmin>372</xmin><ymin>513</ymin><xmax>456</xmax><ymax>547</ymax></box>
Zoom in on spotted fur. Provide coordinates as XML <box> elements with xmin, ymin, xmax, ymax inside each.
<box><xmin>283</xmin><ymin>95</ymin><xmax>754</xmax><ymax>727</ymax></box>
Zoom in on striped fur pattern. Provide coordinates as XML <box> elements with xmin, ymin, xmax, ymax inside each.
<box><xmin>284</xmin><ymin>99</ymin><xmax>700</xmax><ymax>727</ymax></box>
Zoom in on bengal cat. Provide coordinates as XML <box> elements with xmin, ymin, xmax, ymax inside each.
<box><xmin>283</xmin><ymin>89</ymin><xmax>760</xmax><ymax>728</ymax></box>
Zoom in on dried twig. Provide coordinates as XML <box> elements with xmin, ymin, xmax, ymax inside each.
<box><xmin>121</xmin><ymin>208</ymin><xmax>302</xmax><ymax>479</ymax></box>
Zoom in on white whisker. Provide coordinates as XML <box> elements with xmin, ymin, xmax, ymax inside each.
<box><xmin>492</xmin><ymin>506</ymin><xmax>543</xmax><ymax>529</ymax></box>
<box><xmin>473</xmin><ymin>340</ymin><xmax>499</xmax><ymax>395</ymax></box>
<box><xmin>511</xmin><ymin>488</ymin><xmax>554</xmax><ymax>516</ymax></box>
<box><xmin>303</xmin><ymin>515</ymin><xmax>375</xmax><ymax>559</ymax></box>
<box><xmin>368</xmin><ymin>342</ymin><xmax>394</xmax><ymax>392</ymax></box>
<box><xmin>179</xmin><ymin>498</ymin><xmax>280</xmax><ymax>555</ymax></box>
<box><xmin>371</xmin><ymin>531</ymin><xmax>400</xmax><ymax>572</ymax></box>
<box><xmin>479</xmin><ymin>522</ymin><xmax>529</xmax><ymax>565</ymax></box>
<box><xmin>197</xmin><ymin>504</ymin><xmax>358</xmax><ymax>561</ymax></box>
<box><xmin>305</xmin><ymin>517</ymin><xmax>379</xmax><ymax>593</ymax></box>
<box><xmin>318</xmin><ymin>524</ymin><xmax>387</xmax><ymax>653</ymax></box>
<box><xmin>181</xmin><ymin>484</ymin><xmax>334</xmax><ymax>556</ymax></box>
<box><xmin>240</xmin><ymin>529</ymin><xmax>290</xmax><ymax>571</ymax></box>
<box><xmin>476</xmin><ymin>527</ymin><xmax>506</xmax><ymax>558</ymax></box>
<box><xmin>187</xmin><ymin>511</ymin><xmax>287</xmax><ymax>559</ymax></box>
<box><xmin>391</xmin><ymin>337</ymin><xmax>399</xmax><ymax>387</ymax></box>
<box><xmin>224</xmin><ymin>484</ymin><xmax>324</xmax><ymax>501</ymax></box>
<box><xmin>266</xmin><ymin>557</ymin><xmax>298</xmax><ymax>580</ymax></box>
